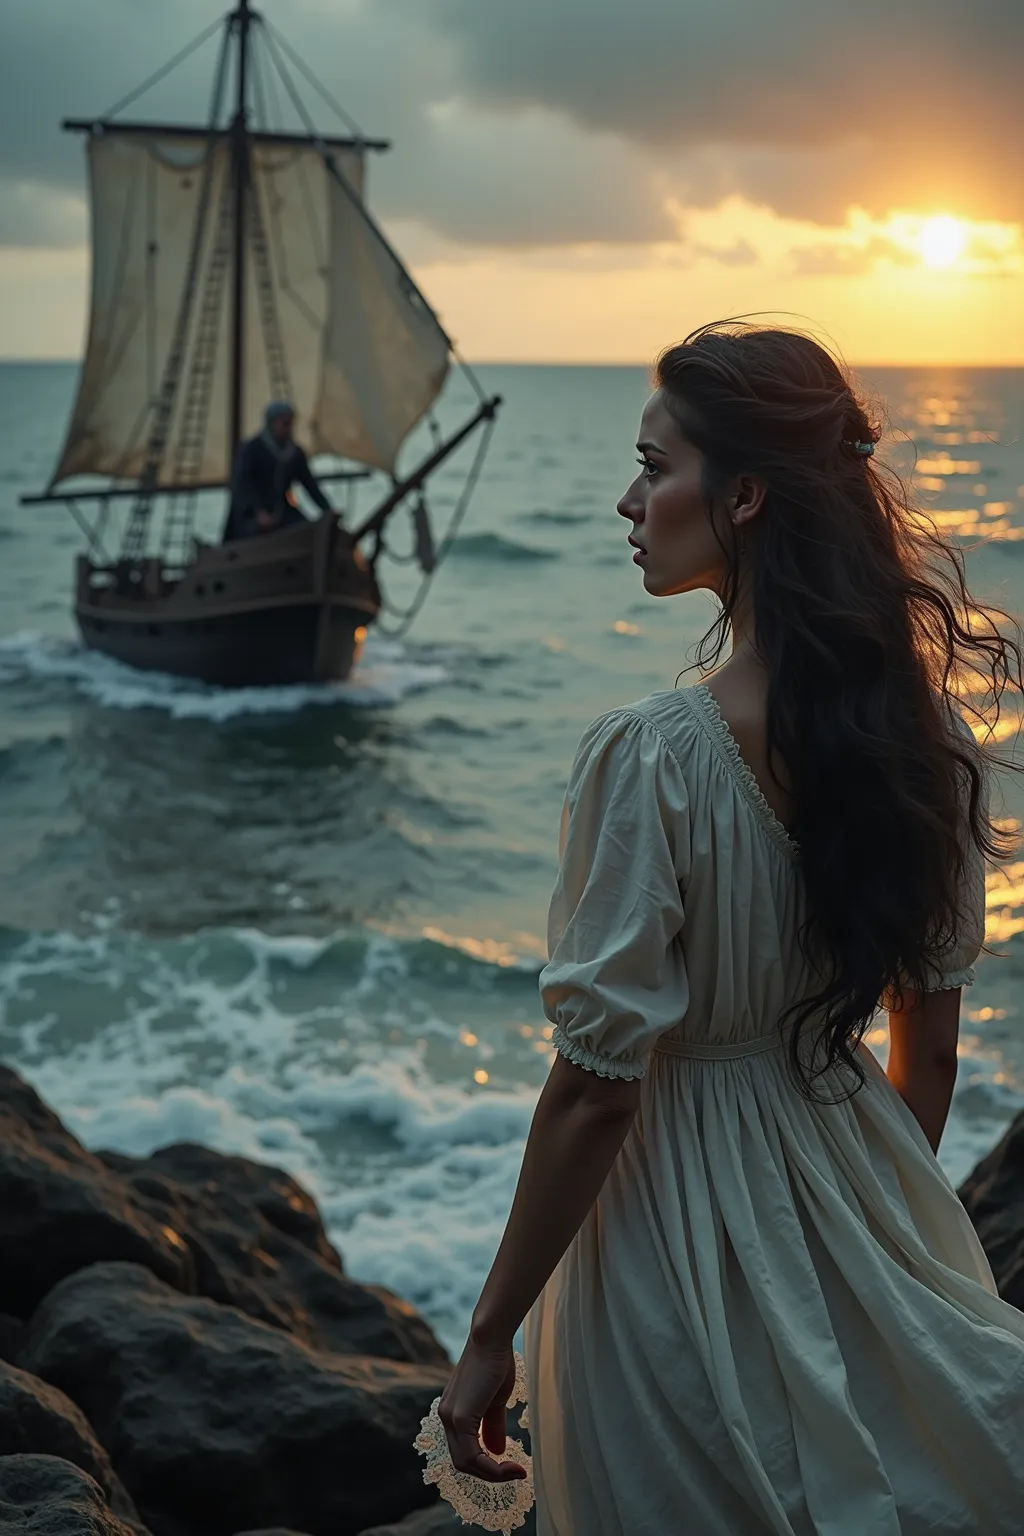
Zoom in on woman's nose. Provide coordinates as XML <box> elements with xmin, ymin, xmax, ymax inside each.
<box><xmin>617</xmin><ymin>481</ymin><xmax>643</xmax><ymax>521</ymax></box>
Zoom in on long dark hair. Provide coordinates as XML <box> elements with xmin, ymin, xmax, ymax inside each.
<box><xmin>656</xmin><ymin>320</ymin><xmax>1020</xmax><ymax>1093</ymax></box>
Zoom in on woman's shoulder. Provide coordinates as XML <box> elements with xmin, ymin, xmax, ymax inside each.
<box><xmin>577</xmin><ymin>688</ymin><xmax>710</xmax><ymax>774</ymax></box>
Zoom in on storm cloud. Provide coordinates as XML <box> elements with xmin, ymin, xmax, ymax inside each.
<box><xmin>1</xmin><ymin>0</ymin><xmax>1020</xmax><ymax>250</ymax></box>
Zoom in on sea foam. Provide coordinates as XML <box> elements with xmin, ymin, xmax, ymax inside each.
<box><xmin>0</xmin><ymin>630</ymin><xmax>446</xmax><ymax>717</ymax></box>
<box><xmin>0</xmin><ymin>919</ymin><xmax>1020</xmax><ymax>1353</ymax></box>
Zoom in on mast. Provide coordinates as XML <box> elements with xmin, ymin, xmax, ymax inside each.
<box><xmin>26</xmin><ymin>1</ymin><xmax>497</xmax><ymax>529</ymax></box>
<box><xmin>228</xmin><ymin>0</ymin><xmax>253</xmax><ymax>482</ymax></box>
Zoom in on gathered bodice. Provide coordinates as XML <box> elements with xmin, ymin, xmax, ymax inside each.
<box><xmin>539</xmin><ymin>686</ymin><xmax>983</xmax><ymax>1080</ymax></box>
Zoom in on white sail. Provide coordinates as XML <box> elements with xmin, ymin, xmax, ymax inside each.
<box><xmin>51</xmin><ymin>127</ymin><xmax>446</xmax><ymax>488</ymax></box>
<box><xmin>311</xmin><ymin>164</ymin><xmax>451</xmax><ymax>472</ymax></box>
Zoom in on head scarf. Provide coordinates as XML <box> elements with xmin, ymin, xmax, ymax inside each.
<box><xmin>264</xmin><ymin>400</ymin><xmax>295</xmax><ymax>426</ymax></box>
<box><xmin>261</xmin><ymin>400</ymin><xmax>298</xmax><ymax>463</ymax></box>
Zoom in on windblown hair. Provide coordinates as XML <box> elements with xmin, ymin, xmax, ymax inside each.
<box><xmin>656</xmin><ymin>320</ymin><xmax>1020</xmax><ymax>1094</ymax></box>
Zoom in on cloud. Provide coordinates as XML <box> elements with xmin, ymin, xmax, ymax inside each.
<box><xmin>1</xmin><ymin>0</ymin><xmax>1023</xmax><ymax>253</ymax></box>
<box><xmin>691</xmin><ymin>239</ymin><xmax>758</xmax><ymax>268</ymax></box>
<box><xmin>0</xmin><ymin>0</ymin><xmax>670</xmax><ymax>247</ymax></box>
<box><xmin>0</xmin><ymin>182</ymin><xmax>85</xmax><ymax>248</ymax></box>
<box><xmin>393</xmin><ymin>0</ymin><xmax>1024</xmax><ymax>219</ymax></box>
<box><xmin>789</xmin><ymin>238</ymin><xmax>920</xmax><ymax>278</ymax></box>
<box><xmin>382</xmin><ymin>106</ymin><xmax>675</xmax><ymax>246</ymax></box>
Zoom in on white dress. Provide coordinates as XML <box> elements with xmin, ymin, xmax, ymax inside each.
<box><xmin>523</xmin><ymin>685</ymin><xmax>1024</xmax><ymax>1536</ymax></box>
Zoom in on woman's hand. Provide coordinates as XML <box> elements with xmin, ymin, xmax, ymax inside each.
<box><xmin>438</xmin><ymin>1337</ymin><xmax>528</xmax><ymax>1483</ymax></box>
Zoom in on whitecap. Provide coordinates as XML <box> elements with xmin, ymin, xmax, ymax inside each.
<box><xmin>0</xmin><ymin>630</ymin><xmax>446</xmax><ymax>717</ymax></box>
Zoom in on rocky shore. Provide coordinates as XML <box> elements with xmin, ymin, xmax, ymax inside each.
<box><xmin>0</xmin><ymin>1066</ymin><xmax>530</xmax><ymax>1536</ymax></box>
<box><xmin>1</xmin><ymin>1061</ymin><xmax>1021</xmax><ymax>1535</ymax></box>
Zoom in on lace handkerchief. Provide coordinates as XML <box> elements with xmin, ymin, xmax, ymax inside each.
<box><xmin>414</xmin><ymin>1350</ymin><xmax>534</xmax><ymax>1533</ymax></box>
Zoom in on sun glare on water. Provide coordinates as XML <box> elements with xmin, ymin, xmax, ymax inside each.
<box><xmin>918</xmin><ymin>215</ymin><xmax>967</xmax><ymax>268</ymax></box>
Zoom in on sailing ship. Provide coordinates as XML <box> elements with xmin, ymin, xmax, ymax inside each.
<box><xmin>22</xmin><ymin>0</ymin><xmax>500</xmax><ymax>687</ymax></box>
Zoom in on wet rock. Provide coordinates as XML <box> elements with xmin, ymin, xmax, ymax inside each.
<box><xmin>0</xmin><ymin>1065</ymin><xmax>443</xmax><ymax>1368</ymax></box>
<box><xmin>958</xmin><ymin>1108</ymin><xmax>1024</xmax><ymax>1310</ymax></box>
<box><xmin>0</xmin><ymin>1316</ymin><xmax>26</xmax><ymax>1364</ymax></box>
<box><xmin>21</xmin><ymin>1263</ymin><xmax>449</xmax><ymax>1536</ymax></box>
<box><xmin>0</xmin><ymin>1069</ymin><xmax>192</xmax><ymax>1320</ymax></box>
<box><xmin>0</xmin><ymin>1360</ymin><xmax>143</xmax><ymax>1529</ymax></box>
<box><xmin>0</xmin><ymin>1455</ymin><xmax>138</xmax><ymax>1536</ymax></box>
<box><xmin>99</xmin><ymin>1143</ymin><xmax>446</xmax><ymax>1366</ymax></box>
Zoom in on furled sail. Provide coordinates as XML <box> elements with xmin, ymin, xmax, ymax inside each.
<box><xmin>50</xmin><ymin>127</ymin><xmax>450</xmax><ymax>489</ymax></box>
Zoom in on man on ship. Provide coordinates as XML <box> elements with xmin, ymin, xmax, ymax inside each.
<box><xmin>223</xmin><ymin>400</ymin><xmax>338</xmax><ymax>541</ymax></box>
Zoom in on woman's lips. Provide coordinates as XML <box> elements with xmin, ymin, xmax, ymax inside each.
<box><xmin>632</xmin><ymin>547</ymin><xmax>647</xmax><ymax>564</ymax></box>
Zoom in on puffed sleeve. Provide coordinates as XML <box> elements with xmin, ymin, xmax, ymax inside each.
<box><xmin>539</xmin><ymin>710</ymin><xmax>690</xmax><ymax>1079</ymax></box>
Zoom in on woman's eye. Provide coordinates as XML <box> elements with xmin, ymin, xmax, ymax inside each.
<box><xmin>636</xmin><ymin>456</ymin><xmax>659</xmax><ymax>479</ymax></box>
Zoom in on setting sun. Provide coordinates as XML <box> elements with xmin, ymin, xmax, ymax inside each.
<box><xmin>919</xmin><ymin>215</ymin><xmax>967</xmax><ymax>269</ymax></box>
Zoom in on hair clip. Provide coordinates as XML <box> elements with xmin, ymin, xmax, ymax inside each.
<box><xmin>843</xmin><ymin>439</ymin><xmax>876</xmax><ymax>457</ymax></box>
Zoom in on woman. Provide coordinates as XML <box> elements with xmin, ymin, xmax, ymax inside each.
<box><xmin>438</xmin><ymin>322</ymin><xmax>1024</xmax><ymax>1533</ymax></box>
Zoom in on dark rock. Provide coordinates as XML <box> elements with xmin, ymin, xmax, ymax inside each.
<box><xmin>958</xmin><ymin>1108</ymin><xmax>1024</xmax><ymax>1309</ymax></box>
<box><xmin>21</xmin><ymin>1263</ymin><xmax>450</xmax><ymax>1536</ymax></box>
<box><xmin>0</xmin><ymin>1455</ymin><xmax>138</xmax><ymax>1536</ymax></box>
<box><xmin>0</xmin><ymin>1315</ymin><xmax>26</xmax><ymax>1364</ymax></box>
<box><xmin>98</xmin><ymin>1144</ymin><xmax>447</xmax><ymax>1367</ymax></box>
<box><xmin>0</xmin><ymin>1067</ymin><xmax>443</xmax><ymax>1369</ymax></box>
<box><xmin>0</xmin><ymin>1360</ymin><xmax>144</xmax><ymax>1530</ymax></box>
<box><xmin>0</xmin><ymin>1069</ymin><xmax>192</xmax><ymax>1320</ymax></box>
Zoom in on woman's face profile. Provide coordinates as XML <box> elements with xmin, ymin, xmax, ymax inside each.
<box><xmin>617</xmin><ymin>391</ymin><xmax>732</xmax><ymax>599</ymax></box>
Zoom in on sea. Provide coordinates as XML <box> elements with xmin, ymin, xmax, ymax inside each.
<box><xmin>1</xmin><ymin>360</ymin><xmax>1023</xmax><ymax>1355</ymax></box>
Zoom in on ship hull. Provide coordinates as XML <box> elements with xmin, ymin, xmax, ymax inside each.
<box><xmin>74</xmin><ymin>515</ymin><xmax>379</xmax><ymax>687</ymax></box>
<box><xmin>76</xmin><ymin>597</ymin><xmax>371</xmax><ymax>687</ymax></box>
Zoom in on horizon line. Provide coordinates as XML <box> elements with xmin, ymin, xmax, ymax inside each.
<box><xmin>3</xmin><ymin>356</ymin><xmax>1024</xmax><ymax>371</ymax></box>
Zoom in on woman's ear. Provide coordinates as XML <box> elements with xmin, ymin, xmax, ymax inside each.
<box><xmin>728</xmin><ymin>473</ymin><xmax>767</xmax><ymax>529</ymax></box>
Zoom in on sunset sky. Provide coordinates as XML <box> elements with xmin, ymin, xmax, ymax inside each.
<box><xmin>2</xmin><ymin>0</ymin><xmax>1022</xmax><ymax>365</ymax></box>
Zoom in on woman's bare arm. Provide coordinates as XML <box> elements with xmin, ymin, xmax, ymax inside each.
<box><xmin>472</xmin><ymin>1052</ymin><xmax>640</xmax><ymax>1344</ymax></box>
<box><xmin>886</xmin><ymin>987</ymin><xmax>961</xmax><ymax>1154</ymax></box>
<box><xmin>438</xmin><ymin>1052</ymin><xmax>640</xmax><ymax>1479</ymax></box>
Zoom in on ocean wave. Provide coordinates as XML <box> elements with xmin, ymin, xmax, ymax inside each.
<box><xmin>0</xmin><ymin>917</ymin><xmax>547</xmax><ymax>1352</ymax></box>
<box><xmin>448</xmin><ymin>532</ymin><xmax>556</xmax><ymax>562</ymax></box>
<box><xmin>0</xmin><ymin>631</ymin><xmax>446</xmax><ymax>718</ymax></box>
<box><xmin>420</xmin><ymin>713</ymin><xmax>493</xmax><ymax>739</ymax></box>
<box><xmin>976</xmin><ymin>531</ymin><xmax>1024</xmax><ymax>554</ymax></box>
<box><xmin>1</xmin><ymin>917</ymin><xmax>1020</xmax><ymax>1350</ymax></box>
<box><xmin>521</xmin><ymin>508</ymin><xmax>593</xmax><ymax>526</ymax></box>
<box><xmin>28</xmin><ymin>1045</ymin><xmax>536</xmax><ymax>1353</ymax></box>
<box><xmin>0</xmin><ymin>917</ymin><xmax>542</xmax><ymax>1006</ymax></box>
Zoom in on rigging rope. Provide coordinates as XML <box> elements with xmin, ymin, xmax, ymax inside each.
<box><xmin>260</xmin><ymin>18</ymin><xmax>368</xmax><ymax>140</ymax></box>
<box><xmin>255</xmin><ymin>23</ymin><xmax>325</xmax><ymax>142</ymax></box>
<box><xmin>122</xmin><ymin>23</ymin><xmax>233</xmax><ymax>561</ymax></box>
<box><xmin>257</xmin><ymin>24</ymin><xmax>286</xmax><ymax>136</ymax></box>
<box><xmin>257</xmin><ymin>22</ymin><xmax>453</xmax><ymax>352</ymax></box>
<box><xmin>250</xmin><ymin>25</ymin><xmax>272</xmax><ymax>134</ymax></box>
<box><xmin>375</xmin><ymin>416</ymin><xmax>496</xmax><ymax>638</ymax></box>
<box><xmin>251</xmin><ymin>28</ymin><xmax>326</xmax><ymax>332</ymax></box>
<box><xmin>98</xmin><ymin>15</ymin><xmax>226</xmax><ymax>123</ymax></box>
<box><xmin>248</xmin><ymin>175</ymin><xmax>295</xmax><ymax>404</ymax></box>
<box><xmin>159</xmin><ymin>166</ymin><xmax>235</xmax><ymax>563</ymax></box>
<box><xmin>451</xmin><ymin>345</ymin><xmax>488</xmax><ymax>406</ymax></box>
<box><xmin>248</xmin><ymin>34</ymin><xmax>498</xmax><ymax>638</ymax></box>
